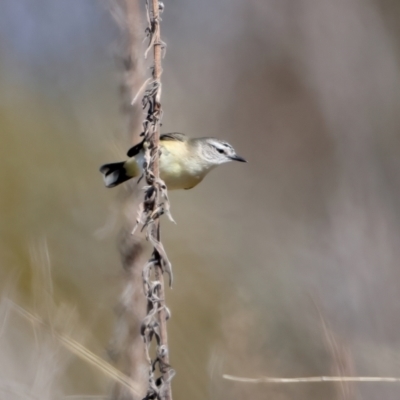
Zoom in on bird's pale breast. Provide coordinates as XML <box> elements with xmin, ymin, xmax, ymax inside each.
<box><xmin>127</xmin><ymin>140</ymin><xmax>208</xmax><ymax>190</ymax></box>
<box><xmin>159</xmin><ymin>141</ymin><xmax>204</xmax><ymax>190</ymax></box>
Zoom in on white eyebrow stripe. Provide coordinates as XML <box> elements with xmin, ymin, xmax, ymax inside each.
<box><xmin>207</xmin><ymin>139</ymin><xmax>233</xmax><ymax>151</ymax></box>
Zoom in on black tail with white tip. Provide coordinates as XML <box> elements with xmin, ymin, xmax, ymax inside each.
<box><xmin>99</xmin><ymin>162</ymin><xmax>131</xmax><ymax>188</ymax></box>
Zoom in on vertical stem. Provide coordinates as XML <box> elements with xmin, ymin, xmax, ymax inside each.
<box><xmin>109</xmin><ymin>0</ymin><xmax>173</xmax><ymax>399</ymax></box>
<box><xmin>154</xmin><ymin>249</ymin><xmax>172</xmax><ymax>400</ymax></box>
<box><xmin>151</xmin><ymin>0</ymin><xmax>162</xmax><ymax>169</ymax></box>
<box><xmin>149</xmin><ymin>0</ymin><xmax>172</xmax><ymax>399</ymax></box>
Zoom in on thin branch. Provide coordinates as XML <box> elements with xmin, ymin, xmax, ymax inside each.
<box><xmin>132</xmin><ymin>0</ymin><xmax>174</xmax><ymax>399</ymax></box>
<box><xmin>223</xmin><ymin>374</ymin><xmax>400</xmax><ymax>384</ymax></box>
<box><xmin>108</xmin><ymin>0</ymin><xmax>173</xmax><ymax>398</ymax></box>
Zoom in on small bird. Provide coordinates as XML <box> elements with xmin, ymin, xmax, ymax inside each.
<box><xmin>100</xmin><ymin>132</ymin><xmax>246</xmax><ymax>190</ymax></box>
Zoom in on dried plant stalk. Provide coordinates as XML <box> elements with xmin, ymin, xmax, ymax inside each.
<box><xmin>107</xmin><ymin>0</ymin><xmax>173</xmax><ymax>398</ymax></box>
<box><xmin>10</xmin><ymin>301</ymin><xmax>142</xmax><ymax>396</ymax></box>
<box><xmin>133</xmin><ymin>0</ymin><xmax>174</xmax><ymax>399</ymax></box>
<box><xmin>223</xmin><ymin>374</ymin><xmax>400</xmax><ymax>384</ymax></box>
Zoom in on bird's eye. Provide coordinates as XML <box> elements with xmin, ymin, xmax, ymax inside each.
<box><xmin>217</xmin><ymin>148</ymin><xmax>224</xmax><ymax>154</ymax></box>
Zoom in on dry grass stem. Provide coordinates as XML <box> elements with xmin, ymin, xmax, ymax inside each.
<box><xmin>223</xmin><ymin>374</ymin><xmax>400</xmax><ymax>384</ymax></box>
<box><xmin>9</xmin><ymin>301</ymin><xmax>142</xmax><ymax>397</ymax></box>
<box><xmin>312</xmin><ymin>297</ymin><xmax>356</xmax><ymax>399</ymax></box>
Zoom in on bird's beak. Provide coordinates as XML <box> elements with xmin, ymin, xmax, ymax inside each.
<box><xmin>230</xmin><ymin>154</ymin><xmax>247</xmax><ymax>163</ymax></box>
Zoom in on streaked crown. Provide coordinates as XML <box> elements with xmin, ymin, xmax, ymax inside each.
<box><xmin>196</xmin><ymin>137</ymin><xmax>247</xmax><ymax>165</ymax></box>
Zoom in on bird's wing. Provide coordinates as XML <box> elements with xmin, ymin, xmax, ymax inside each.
<box><xmin>127</xmin><ymin>133</ymin><xmax>187</xmax><ymax>157</ymax></box>
<box><xmin>160</xmin><ymin>132</ymin><xmax>187</xmax><ymax>142</ymax></box>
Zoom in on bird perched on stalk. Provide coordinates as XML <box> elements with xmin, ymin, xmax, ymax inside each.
<box><xmin>100</xmin><ymin>132</ymin><xmax>246</xmax><ymax>190</ymax></box>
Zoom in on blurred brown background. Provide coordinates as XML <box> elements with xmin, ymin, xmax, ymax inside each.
<box><xmin>2</xmin><ymin>0</ymin><xmax>400</xmax><ymax>399</ymax></box>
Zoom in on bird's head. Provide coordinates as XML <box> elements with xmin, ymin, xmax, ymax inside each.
<box><xmin>198</xmin><ymin>138</ymin><xmax>247</xmax><ymax>166</ymax></box>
